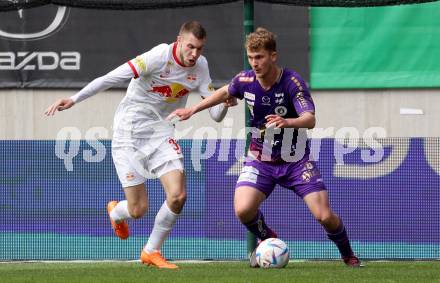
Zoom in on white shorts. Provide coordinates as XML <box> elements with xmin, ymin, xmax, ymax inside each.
<box><xmin>112</xmin><ymin>137</ymin><xmax>184</xmax><ymax>188</ymax></box>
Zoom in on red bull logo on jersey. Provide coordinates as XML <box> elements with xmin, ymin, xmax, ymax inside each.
<box><xmin>151</xmin><ymin>83</ymin><xmax>189</xmax><ymax>102</ymax></box>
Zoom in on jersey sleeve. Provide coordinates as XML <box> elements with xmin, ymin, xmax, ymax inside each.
<box><xmin>227</xmin><ymin>72</ymin><xmax>245</xmax><ymax>99</ymax></box>
<box><xmin>288</xmin><ymin>74</ymin><xmax>315</xmax><ymax>115</ymax></box>
<box><xmin>127</xmin><ymin>43</ymin><xmax>167</xmax><ymax>78</ymax></box>
<box><xmin>70</xmin><ymin>63</ymin><xmax>133</xmax><ymax>104</ymax></box>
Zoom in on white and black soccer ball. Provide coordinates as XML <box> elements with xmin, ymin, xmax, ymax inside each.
<box><xmin>256</xmin><ymin>238</ymin><xmax>289</xmax><ymax>268</ymax></box>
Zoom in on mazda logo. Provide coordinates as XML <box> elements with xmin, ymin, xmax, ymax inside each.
<box><xmin>0</xmin><ymin>6</ymin><xmax>69</xmax><ymax>41</ymax></box>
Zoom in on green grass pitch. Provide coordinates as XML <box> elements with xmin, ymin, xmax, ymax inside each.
<box><xmin>1</xmin><ymin>261</ymin><xmax>440</xmax><ymax>283</ymax></box>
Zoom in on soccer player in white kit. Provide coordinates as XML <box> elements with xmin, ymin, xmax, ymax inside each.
<box><xmin>45</xmin><ymin>21</ymin><xmax>233</xmax><ymax>269</ymax></box>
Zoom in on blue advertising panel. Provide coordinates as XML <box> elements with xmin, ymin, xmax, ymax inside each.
<box><xmin>0</xmin><ymin>138</ymin><xmax>439</xmax><ymax>260</ymax></box>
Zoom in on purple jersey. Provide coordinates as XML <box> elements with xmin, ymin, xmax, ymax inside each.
<box><xmin>228</xmin><ymin>68</ymin><xmax>315</xmax><ymax>162</ymax></box>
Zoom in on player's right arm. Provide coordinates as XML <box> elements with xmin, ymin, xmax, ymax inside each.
<box><xmin>44</xmin><ymin>44</ymin><xmax>164</xmax><ymax>116</ymax></box>
<box><xmin>44</xmin><ymin>63</ymin><xmax>135</xmax><ymax>116</ymax></box>
<box><xmin>170</xmin><ymin>84</ymin><xmax>231</xmax><ymax>121</ymax></box>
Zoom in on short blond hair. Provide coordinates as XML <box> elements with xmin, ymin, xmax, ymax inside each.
<box><xmin>245</xmin><ymin>27</ymin><xmax>277</xmax><ymax>52</ymax></box>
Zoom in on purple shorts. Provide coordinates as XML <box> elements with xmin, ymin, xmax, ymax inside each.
<box><xmin>236</xmin><ymin>154</ymin><xmax>326</xmax><ymax>199</ymax></box>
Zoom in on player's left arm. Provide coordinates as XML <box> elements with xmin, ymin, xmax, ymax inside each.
<box><xmin>201</xmin><ymin>85</ymin><xmax>228</xmax><ymax>122</ymax></box>
<box><xmin>266</xmin><ymin>74</ymin><xmax>316</xmax><ymax>129</ymax></box>
<box><xmin>202</xmin><ymin>91</ymin><xmax>237</xmax><ymax>122</ymax></box>
<box><xmin>170</xmin><ymin>84</ymin><xmax>231</xmax><ymax>121</ymax></box>
<box><xmin>265</xmin><ymin>111</ymin><xmax>315</xmax><ymax>129</ymax></box>
<box><xmin>198</xmin><ymin>58</ymin><xmax>236</xmax><ymax>122</ymax></box>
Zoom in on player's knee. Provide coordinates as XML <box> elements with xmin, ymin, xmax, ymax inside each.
<box><xmin>313</xmin><ymin>209</ymin><xmax>329</xmax><ymax>222</ymax></box>
<box><xmin>315</xmin><ymin>211</ymin><xmax>334</xmax><ymax>226</ymax></box>
<box><xmin>129</xmin><ymin>204</ymin><xmax>148</xmax><ymax>219</ymax></box>
<box><xmin>234</xmin><ymin>205</ymin><xmax>254</xmax><ymax>223</ymax></box>
<box><xmin>168</xmin><ymin>191</ymin><xmax>187</xmax><ymax>210</ymax></box>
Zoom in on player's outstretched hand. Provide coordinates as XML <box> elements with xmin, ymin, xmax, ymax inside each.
<box><xmin>224</xmin><ymin>97</ymin><xmax>238</xmax><ymax>107</ymax></box>
<box><xmin>168</xmin><ymin>108</ymin><xmax>195</xmax><ymax>121</ymax></box>
<box><xmin>265</xmin><ymin>114</ymin><xmax>289</xmax><ymax>128</ymax></box>
<box><xmin>44</xmin><ymin>98</ymin><xmax>75</xmax><ymax>116</ymax></box>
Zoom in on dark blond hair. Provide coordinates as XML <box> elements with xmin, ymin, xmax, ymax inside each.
<box><xmin>245</xmin><ymin>27</ymin><xmax>277</xmax><ymax>52</ymax></box>
<box><xmin>179</xmin><ymin>21</ymin><xmax>207</xmax><ymax>39</ymax></box>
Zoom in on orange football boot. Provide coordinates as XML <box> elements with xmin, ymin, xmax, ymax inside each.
<box><xmin>107</xmin><ymin>201</ymin><xmax>129</xmax><ymax>240</ymax></box>
<box><xmin>140</xmin><ymin>250</ymin><xmax>179</xmax><ymax>269</ymax></box>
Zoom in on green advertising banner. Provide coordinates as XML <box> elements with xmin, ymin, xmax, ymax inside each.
<box><xmin>310</xmin><ymin>1</ymin><xmax>440</xmax><ymax>89</ymax></box>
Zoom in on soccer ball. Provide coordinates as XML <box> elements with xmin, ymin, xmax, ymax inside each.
<box><xmin>256</xmin><ymin>238</ymin><xmax>289</xmax><ymax>268</ymax></box>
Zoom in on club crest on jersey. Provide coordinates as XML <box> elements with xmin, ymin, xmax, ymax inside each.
<box><xmin>274</xmin><ymin>106</ymin><xmax>287</xmax><ymax>116</ymax></box>
<box><xmin>262</xmin><ymin>96</ymin><xmax>271</xmax><ymax>106</ymax></box>
<box><xmin>187</xmin><ymin>73</ymin><xmax>197</xmax><ymax>82</ymax></box>
<box><xmin>151</xmin><ymin>83</ymin><xmax>189</xmax><ymax>103</ymax></box>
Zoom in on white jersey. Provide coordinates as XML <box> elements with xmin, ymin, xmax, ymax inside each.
<box><xmin>113</xmin><ymin>42</ymin><xmax>213</xmax><ymax>143</ymax></box>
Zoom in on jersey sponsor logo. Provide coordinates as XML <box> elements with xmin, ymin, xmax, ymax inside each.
<box><xmin>0</xmin><ymin>6</ymin><xmax>69</xmax><ymax>41</ymax></box>
<box><xmin>238</xmin><ymin>76</ymin><xmax>254</xmax><ymax>83</ymax></box>
<box><xmin>247</xmin><ymin>104</ymin><xmax>254</xmax><ymax>116</ymax></box>
<box><xmin>0</xmin><ymin>51</ymin><xmax>80</xmax><ymax>70</ymax></box>
<box><xmin>151</xmin><ymin>83</ymin><xmax>189</xmax><ymax>103</ymax></box>
<box><xmin>274</xmin><ymin>106</ymin><xmax>287</xmax><ymax>117</ymax></box>
<box><xmin>295</xmin><ymin>92</ymin><xmax>309</xmax><ymax>109</ymax></box>
<box><xmin>262</xmin><ymin>96</ymin><xmax>271</xmax><ymax>106</ymax></box>
<box><xmin>275</xmin><ymin>92</ymin><xmax>284</xmax><ymax>104</ymax></box>
<box><xmin>291</xmin><ymin>76</ymin><xmax>304</xmax><ymax>91</ymax></box>
<box><xmin>134</xmin><ymin>56</ymin><xmax>147</xmax><ymax>73</ymax></box>
<box><xmin>244</xmin><ymin>91</ymin><xmax>255</xmax><ymax>101</ymax></box>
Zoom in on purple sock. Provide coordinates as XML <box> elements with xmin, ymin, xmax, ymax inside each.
<box><xmin>326</xmin><ymin>220</ymin><xmax>354</xmax><ymax>258</ymax></box>
<box><xmin>244</xmin><ymin>210</ymin><xmax>277</xmax><ymax>240</ymax></box>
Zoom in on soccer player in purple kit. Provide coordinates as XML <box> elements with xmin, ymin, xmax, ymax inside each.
<box><xmin>170</xmin><ymin>27</ymin><xmax>361</xmax><ymax>267</ymax></box>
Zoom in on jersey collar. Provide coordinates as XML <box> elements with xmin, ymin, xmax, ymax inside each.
<box><xmin>172</xmin><ymin>42</ymin><xmax>187</xmax><ymax>68</ymax></box>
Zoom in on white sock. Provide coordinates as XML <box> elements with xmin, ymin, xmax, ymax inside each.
<box><xmin>144</xmin><ymin>201</ymin><xmax>179</xmax><ymax>253</ymax></box>
<box><xmin>110</xmin><ymin>200</ymin><xmax>132</xmax><ymax>223</ymax></box>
